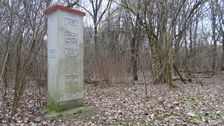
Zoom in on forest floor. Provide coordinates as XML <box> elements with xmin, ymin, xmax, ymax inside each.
<box><xmin>1</xmin><ymin>72</ymin><xmax>224</xmax><ymax>126</ymax></box>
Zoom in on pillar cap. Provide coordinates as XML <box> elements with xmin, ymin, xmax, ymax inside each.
<box><xmin>44</xmin><ymin>5</ymin><xmax>86</xmax><ymax>16</ymax></box>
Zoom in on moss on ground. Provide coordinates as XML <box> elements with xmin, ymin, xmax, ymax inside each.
<box><xmin>46</xmin><ymin>99</ymin><xmax>85</xmax><ymax>112</ymax></box>
<box><xmin>44</xmin><ymin>100</ymin><xmax>93</xmax><ymax>119</ymax></box>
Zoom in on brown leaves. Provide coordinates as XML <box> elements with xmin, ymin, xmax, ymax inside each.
<box><xmin>1</xmin><ymin>73</ymin><xmax>224</xmax><ymax>125</ymax></box>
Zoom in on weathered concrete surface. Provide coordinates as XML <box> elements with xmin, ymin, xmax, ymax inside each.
<box><xmin>47</xmin><ymin>8</ymin><xmax>84</xmax><ymax>104</ymax></box>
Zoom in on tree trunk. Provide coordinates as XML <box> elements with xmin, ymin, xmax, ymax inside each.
<box><xmin>168</xmin><ymin>58</ymin><xmax>174</xmax><ymax>88</ymax></box>
<box><xmin>211</xmin><ymin>3</ymin><xmax>217</xmax><ymax>75</ymax></box>
<box><xmin>189</xmin><ymin>24</ymin><xmax>193</xmax><ymax>72</ymax></box>
<box><xmin>93</xmin><ymin>21</ymin><xmax>99</xmax><ymax>78</ymax></box>
<box><xmin>193</xmin><ymin>17</ymin><xmax>198</xmax><ymax>65</ymax></box>
<box><xmin>222</xmin><ymin>35</ymin><xmax>224</xmax><ymax>71</ymax></box>
<box><xmin>131</xmin><ymin>14</ymin><xmax>141</xmax><ymax>81</ymax></box>
<box><xmin>184</xmin><ymin>35</ymin><xmax>190</xmax><ymax>76</ymax></box>
<box><xmin>174</xmin><ymin>38</ymin><xmax>180</xmax><ymax>76</ymax></box>
<box><xmin>94</xmin><ymin>23</ymin><xmax>98</xmax><ymax>62</ymax></box>
<box><xmin>131</xmin><ymin>39</ymin><xmax>138</xmax><ymax>81</ymax></box>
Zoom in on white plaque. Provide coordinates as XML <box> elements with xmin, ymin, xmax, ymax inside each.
<box><xmin>65</xmin><ymin>31</ymin><xmax>78</xmax><ymax>43</ymax></box>
<box><xmin>65</xmin><ymin>75</ymin><xmax>78</xmax><ymax>84</ymax></box>
<box><xmin>64</xmin><ymin>17</ymin><xmax>78</xmax><ymax>27</ymax></box>
<box><xmin>65</xmin><ymin>48</ymin><xmax>78</xmax><ymax>57</ymax></box>
<box><xmin>49</xmin><ymin>49</ymin><xmax>56</xmax><ymax>58</ymax></box>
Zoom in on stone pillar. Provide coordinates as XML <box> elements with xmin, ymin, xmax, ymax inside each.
<box><xmin>45</xmin><ymin>5</ymin><xmax>85</xmax><ymax>105</ymax></box>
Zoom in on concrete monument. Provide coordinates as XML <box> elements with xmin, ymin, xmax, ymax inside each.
<box><xmin>45</xmin><ymin>5</ymin><xmax>85</xmax><ymax>106</ymax></box>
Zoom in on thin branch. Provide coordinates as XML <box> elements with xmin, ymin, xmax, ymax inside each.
<box><xmin>77</xmin><ymin>3</ymin><xmax>94</xmax><ymax>18</ymax></box>
<box><xmin>67</xmin><ymin>0</ymin><xmax>80</xmax><ymax>7</ymax></box>
<box><xmin>96</xmin><ymin>0</ymin><xmax>112</xmax><ymax>25</ymax></box>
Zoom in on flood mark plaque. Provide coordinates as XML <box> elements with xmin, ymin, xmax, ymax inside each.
<box><xmin>65</xmin><ymin>31</ymin><xmax>78</xmax><ymax>43</ymax></box>
<box><xmin>65</xmin><ymin>16</ymin><xmax>78</xmax><ymax>27</ymax></box>
<box><xmin>65</xmin><ymin>75</ymin><xmax>78</xmax><ymax>84</ymax></box>
<box><xmin>65</xmin><ymin>48</ymin><xmax>78</xmax><ymax>57</ymax></box>
<box><xmin>49</xmin><ymin>49</ymin><xmax>56</xmax><ymax>58</ymax></box>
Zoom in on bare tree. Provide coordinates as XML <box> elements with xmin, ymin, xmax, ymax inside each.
<box><xmin>210</xmin><ymin>0</ymin><xmax>218</xmax><ymax>75</ymax></box>
<box><xmin>215</xmin><ymin>0</ymin><xmax>224</xmax><ymax>70</ymax></box>
<box><xmin>119</xmin><ymin>0</ymin><xmax>144</xmax><ymax>81</ymax></box>
<box><xmin>0</xmin><ymin>0</ymin><xmax>48</xmax><ymax>117</ymax></box>
<box><xmin>78</xmin><ymin>0</ymin><xmax>112</xmax><ymax>67</ymax></box>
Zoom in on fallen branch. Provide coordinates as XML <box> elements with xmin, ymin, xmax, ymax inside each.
<box><xmin>84</xmin><ymin>79</ymin><xmax>109</xmax><ymax>86</ymax></box>
<box><xmin>173</xmin><ymin>65</ymin><xmax>186</xmax><ymax>84</ymax></box>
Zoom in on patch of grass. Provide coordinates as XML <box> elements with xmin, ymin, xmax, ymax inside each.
<box><xmin>184</xmin><ymin>95</ymin><xmax>211</xmax><ymax>102</ymax></box>
<box><xmin>164</xmin><ymin>111</ymin><xmax>178</xmax><ymax>118</ymax></box>
<box><xmin>184</xmin><ymin>96</ymin><xmax>198</xmax><ymax>103</ymax></box>
<box><xmin>187</xmin><ymin>111</ymin><xmax>223</xmax><ymax>123</ymax></box>
<box><xmin>153</xmin><ymin>109</ymin><xmax>160</xmax><ymax>118</ymax></box>
<box><xmin>184</xmin><ymin>96</ymin><xmax>204</xmax><ymax>106</ymax></box>
<box><xmin>184</xmin><ymin>95</ymin><xmax>215</xmax><ymax>107</ymax></box>
<box><xmin>112</xmin><ymin>119</ymin><xmax>152</xmax><ymax>126</ymax></box>
<box><xmin>209</xmin><ymin>111</ymin><xmax>223</xmax><ymax>118</ymax></box>
<box><xmin>188</xmin><ymin>113</ymin><xmax>204</xmax><ymax>122</ymax></box>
